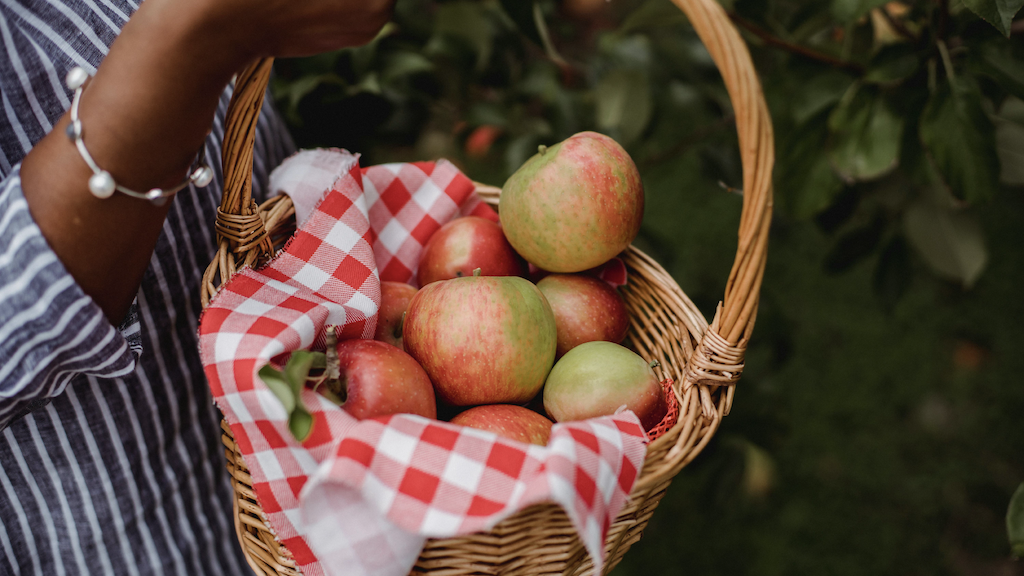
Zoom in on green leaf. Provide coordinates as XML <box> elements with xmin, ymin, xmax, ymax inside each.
<box><xmin>498</xmin><ymin>0</ymin><xmax>543</xmax><ymax>47</ymax></box>
<box><xmin>776</xmin><ymin>111</ymin><xmax>845</xmax><ymax>219</ymax></box>
<box><xmin>903</xmin><ymin>199</ymin><xmax>988</xmax><ymax>288</ymax></box>
<box><xmin>828</xmin><ymin>85</ymin><xmax>904</xmax><ymax>182</ymax></box>
<box><xmin>288</xmin><ymin>409</ymin><xmax>314</xmax><ymax>444</ymax></box>
<box><xmin>271</xmin><ymin>73</ymin><xmax>345</xmax><ymax>125</ymax></box>
<box><xmin>258</xmin><ymin>350</ymin><xmax>324</xmax><ymax>443</ymax></box>
<box><xmin>919</xmin><ymin>78</ymin><xmax>1000</xmax><ymax>203</ymax></box>
<box><xmin>995</xmin><ymin>116</ymin><xmax>1024</xmax><ymax>185</ymax></box>
<box><xmin>832</xmin><ymin>0</ymin><xmax>889</xmax><ymax>23</ymax></box>
<box><xmin>432</xmin><ymin>2</ymin><xmax>496</xmax><ymax>71</ymax></box>
<box><xmin>791</xmin><ymin>71</ymin><xmax>855</xmax><ymax>125</ymax></box>
<box><xmin>380</xmin><ymin>52</ymin><xmax>434</xmax><ymax>86</ymax></box>
<box><xmin>258</xmin><ymin>365</ymin><xmax>296</xmax><ymax>413</ymax></box>
<box><xmin>1009</xmin><ymin>483</ymin><xmax>1024</xmax><ymax>558</ymax></box>
<box><xmin>619</xmin><ymin>0</ymin><xmax>690</xmax><ymax>34</ymax></box>
<box><xmin>961</xmin><ymin>0</ymin><xmax>1024</xmax><ymax>37</ymax></box>
<box><xmin>972</xmin><ymin>40</ymin><xmax>1024</xmax><ymax>101</ymax></box>
<box><xmin>864</xmin><ymin>46</ymin><xmax>921</xmax><ymax>85</ymax></box>
<box><xmin>595</xmin><ymin>68</ymin><xmax>652</xmax><ymax>146</ymax></box>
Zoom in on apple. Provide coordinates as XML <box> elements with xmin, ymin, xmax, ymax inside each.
<box><xmin>499</xmin><ymin>131</ymin><xmax>643</xmax><ymax>273</ymax></box>
<box><xmin>449</xmin><ymin>404</ymin><xmax>553</xmax><ymax>446</ymax></box>
<box><xmin>403</xmin><ymin>273</ymin><xmax>557</xmax><ymax>406</ymax></box>
<box><xmin>536</xmin><ymin>273</ymin><xmax>630</xmax><ymax>357</ymax></box>
<box><xmin>374</xmin><ymin>281</ymin><xmax>418</xmax><ymax>351</ymax></box>
<box><xmin>417</xmin><ymin>216</ymin><xmax>525</xmax><ymax>287</ymax></box>
<box><xmin>543</xmin><ymin>341</ymin><xmax>667</xmax><ymax>431</ymax></box>
<box><xmin>324</xmin><ymin>339</ymin><xmax>437</xmax><ymax>420</ymax></box>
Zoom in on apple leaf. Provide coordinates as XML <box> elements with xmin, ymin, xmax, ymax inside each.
<box><xmin>258</xmin><ymin>350</ymin><xmax>325</xmax><ymax>443</ymax></box>
<box><xmin>828</xmin><ymin>84</ymin><xmax>904</xmax><ymax>182</ymax></box>
<box><xmin>995</xmin><ymin>100</ymin><xmax>1024</xmax><ymax>185</ymax></box>
<box><xmin>497</xmin><ymin>0</ymin><xmax>543</xmax><ymax>47</ymax></box>
<box><xmin>1009</xmin><ymin>483</ymin><xmax>1024</xmax><ymax>558</ymax></box>
<box><xmin>864</xmin><ymin>46</ymin><xmax>921</xmax><ymax>86</ymax></box>
<box><xmin>903</xmin><ymin>199</ymin><xmax>988</xmax><ymax>289</ymax></box>
<box><xmin>960</xmin><ymin>0</ymin><xmax>1024</xmax><ymax>37</ymax></box>
<box><xmin>776</xmin><ymin>111</ymin><xmax>845</xmax><ymax>219</ymax></box>
<box><xmin>971</xmin><ymin>40</ymin><xmax>1024</xmax><ymax>102</ymax></box>
<box><xmin>596</xmin><ymin>67</ymin><xmax>653</xmax><ymax>146</ymax></box>
<box><xmin>919</xmin><ymin>78</ymin><xmax>1000</xmax><ymax>203</ymax></box>
<box><xmin>996</xmin><ymin>117</ymin><xmax>1024</xmax><ymax>185</ymax></box>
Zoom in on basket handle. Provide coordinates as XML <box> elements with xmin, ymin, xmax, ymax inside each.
<box><xmin>666</xmin><ymin>0</ymin><xmax>773</xmax><ymax>418</ymax></box>
<box><xmin>204</xmin><ymin>0</ymin><xmax>774</xmax><ymax>414</ymax></box>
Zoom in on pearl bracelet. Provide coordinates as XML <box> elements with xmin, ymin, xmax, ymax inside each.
<box><xmin>64</xmin><ymin>66</ymin><xmax>214</xmax><ymax>206</ymax></box>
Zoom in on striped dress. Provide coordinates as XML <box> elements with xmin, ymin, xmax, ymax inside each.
<box><xmin>0</xmin><ymin>0</ymin><xmax>295</xmax><ymax>573</ymax></box>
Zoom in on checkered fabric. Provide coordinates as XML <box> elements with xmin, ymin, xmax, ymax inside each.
<box><xmin>198</xmin><ymin>149</ymin><xmax>650</xmax><ymax>576</ymax></box>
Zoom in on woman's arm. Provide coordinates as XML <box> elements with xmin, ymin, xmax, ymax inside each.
<box><xmin>19</xmin><ymin>0</ymin><xmax>393</xmax><ymax>324</ymax></box>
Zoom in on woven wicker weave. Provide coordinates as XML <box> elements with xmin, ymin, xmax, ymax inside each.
<box><xmin>203</xmin><ymin>0</ymin><xmax>773</xmax><ymax>573</ymax></box>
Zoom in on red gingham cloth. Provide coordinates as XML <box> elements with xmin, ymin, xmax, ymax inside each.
<box><xmin>198</xmin><ymin>150</ymin><xmax>649</xmax><ymax>576</ymax></box>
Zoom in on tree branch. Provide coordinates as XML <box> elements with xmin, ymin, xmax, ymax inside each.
<box><xmin>729</xmin><ymin>14</ymin><xmax>865</xmax><ymax>75</ymax></box>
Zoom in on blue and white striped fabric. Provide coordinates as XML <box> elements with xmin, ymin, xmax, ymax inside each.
<box><xmin>0</xmin><ymin>0</ymin><xmax>295</xmax><ymax>573</ymax></box>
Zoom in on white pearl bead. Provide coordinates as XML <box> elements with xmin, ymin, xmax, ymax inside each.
<box><xmin>65</xmin><ymin>67</ymin><xmax>89</xmax><ymax>91</ymax></box>
<box><xmin>191</xmin><ymin>165</ymin><xmax>213</xmax><ymax>188</ymax></box>
<box><xmin>88</xmin><ymin>171</ymin><xmax>116</xmax><ymax>198</ymax></box>
<box><xmin>146</xmin><ymin>188</ymin><xmax>164</xmax><ymax>200</ymax></box>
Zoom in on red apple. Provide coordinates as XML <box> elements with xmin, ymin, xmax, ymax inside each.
<box><xmin>499</xmin><ymin>131</ymin><xmax>643</xmax><ymax>273</ymax></box>
<box><xmin>374</xmin><ymin>281</ymin><xmax>418</xmax><ymax>351</ymax></box>
<box><xmin>449</xmin><ymin>404</ymin><xmax>553</xmax><ymax>446</ymax></box>
<box><xmin>543</xmin><ymin>341</ymin><xmax>667</xmax><ymax>431</ymax></box>
<box><xmin>403</xmin><ymin>274</ymin><xmax>557</xmax><ymax>406</ymax></box>
<box><xmin>417</xmin><ymin>216</ymin><xmax>525</xmax><ymax>287</ymax></box>
<box><xmin>537</xmin><ymin>273</ymin><xmax>630</xmax><ymax>357</ymax></box>
<box><xmin>325</xmin><ymin>339</ymin><xmax>437</xmax><ymax>420</ymax></box>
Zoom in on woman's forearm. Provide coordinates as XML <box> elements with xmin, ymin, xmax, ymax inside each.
<box><xmin>20</xmin><ymin>0</ymin><xmax>250</xmax><ymax>323</ymax></box>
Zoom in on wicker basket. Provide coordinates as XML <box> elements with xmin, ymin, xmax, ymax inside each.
<box><xmin>201</xmin><ymin>0</ymin><xmax>773</xmax><ymax>573</ymax></box>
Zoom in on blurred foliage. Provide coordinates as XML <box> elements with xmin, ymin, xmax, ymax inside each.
<box><xmin>270</xmin><ymin>0</ymin><xmax>1024</xmax><ymax>574</ymax></box>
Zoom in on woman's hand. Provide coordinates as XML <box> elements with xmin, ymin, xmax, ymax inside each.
<box><xmin>188</xmin><ymin>0</ymin><xmax>396</xmax><ymax>61</ymax></box>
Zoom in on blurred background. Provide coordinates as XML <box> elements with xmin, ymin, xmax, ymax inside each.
<box><xmin>268</xmin><ymin>0</ymin><xmax>1024</xmax><ymax>574</ymax></box>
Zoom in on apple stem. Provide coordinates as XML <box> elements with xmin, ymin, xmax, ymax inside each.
<box><xmin>538</xmin><ymin>145</ymin><xmax>548</xmax><ymax>155</ymax></box>
<box><xmin>649</xmin><ymin>359</ymin><xmax>660</xmax><ymax>369</ymax></box>
<box><xmin>325</xmin><ymin>326</ymin><xmax>340</xmax><ymax>381</ymax></box>
<box><xmin>324</xmin><ymin>326</ymin><xmax>346</xmax><ymax>403</ymax></box>
<box><xmin>473</xmin><ymin>268</ymin><xmax>482</xmax><ymax>277</ymax></box>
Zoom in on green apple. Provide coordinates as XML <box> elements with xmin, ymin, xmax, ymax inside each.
<box><xmin>543</xmin><ymin>341</ymin><xmax>667</xmax><ymax>431</ymax></box>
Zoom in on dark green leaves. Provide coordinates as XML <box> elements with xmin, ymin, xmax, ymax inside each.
<box><xmin>828</xmin><ymin>84</ymin><xmax>904</xmax><ymax>182</ymax></box>
<box><xmin>596</xmin><ymin>68</ymin><xmax>652</xmax><ymax>146</ymax></box>
<box><xmin>961</xmin><ymin>0</ymin><xmax>1024</xmax><ymax>37</ymax></box>
<box><xmin>996</xmin><ymin>113</ymin><xmax>1024</xmax><ymax>185</ymax></box>
<box><xmin>1009</xmin><ymin>483</ymin><xmax>1024</xmax><ymax>558</ymax></box>
<box><xmin>776</xmin><ymin>112</ymin><xmax>844</xmax><ymax>219</ymax></box>
<box><xmin>903</xmin><ymin>199</ymin><xmax>988</xmax><ymax>289</ymax></box>
<box><xmin>972</xmin><ymin>40</ymin><xmax>1024</xmax><ymax>102</ymax></box>
<box><xmin>919</xmin><ymin>79</ymin><xmax>1000</xmax><ymax>203</ymax></box>
<box><xmin>258</xmin><ymin>350</ymin><xmax>326</xmax><ymax>442</ymax></box>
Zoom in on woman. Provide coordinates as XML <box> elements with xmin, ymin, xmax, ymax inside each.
<box><xmin>0</xmin><ymin>0</ymin><xmax>393</xmax><ymax>572</ymax></box>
